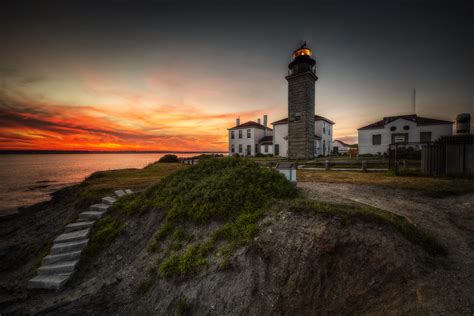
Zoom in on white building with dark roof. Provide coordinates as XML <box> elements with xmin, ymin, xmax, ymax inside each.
<box><xmin>227</xmin><ymin>114</ymin><xmax>334</xmax><ymax>157</ymax></box>
<box><xmin>228</xmin><ymin>116</ymin><xmax>273</xmax><ymax>156</ymax></box>
<box><xmin>358</xmin><ymin>114</ymin><xmax>453</xmax><ymax>155</ymax></box>
<box><xmin>333</xmin><ymin>140</ymin><xmax>351</xmax><ymax>154</ymax></box>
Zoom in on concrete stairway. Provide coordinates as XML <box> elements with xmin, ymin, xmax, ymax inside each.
<box><xmin>28</xmin><ymin>188</ymin><xmax>133</xmax><ymax>290</ymax></box>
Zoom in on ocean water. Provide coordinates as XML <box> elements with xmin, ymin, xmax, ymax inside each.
<box><xmin>0</xmin><ymin>153</ymin><xmax>199</xmax><ymax>216</ymax></box>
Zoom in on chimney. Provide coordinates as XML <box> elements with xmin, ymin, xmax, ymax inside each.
<box><xmin>258</xmin><ymin>118</ymin><xmax>261</xmax><ymax>125</ymax></box>
<box><xmin>263</xmin><ymin>115</ymin><xmax>268</xmax><ymax>127</ymax></box>
<box><xmin>236</xmin><ymin>117</ymin><xmax>240</xmax><ymax>126</ymax></box>
<box><xmin>456</xmin><ymin>113</ymin><xmax>471</xmax><ymax>134</ymax></box>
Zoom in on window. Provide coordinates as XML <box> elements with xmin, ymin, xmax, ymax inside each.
<box><xmin>246</xmin><ymin>145</ymin><xmax>251</xmax><ymax>156</ymax></box>
<box><xmin>403</xmin><ymin>125</ymin><xmax>410</xmax><ymax>130</ymax></box>
<box><xmin>238</xmin><ymin>144</ymin><xmax>242</xmax><ymax>153</ymax></box>
<box><xmin>391</xmin><ymin>133</ymin><xmax>408</xmax><ymax>144</ymax></box>
<box><xmin>294</xmin><ymin>112</ymin><xmax>301</xmax><ymax>121</ymax></box>
<box><xmin>420</xmin><ymin>132</ymin><xmax>432</xmax><ymax>143</ymax></box>
<box><xmin>328</xmin><ymin>125</ymin><xmax>331</xmax><ymax>135</ymax></box>
<box><xmin>323</xmin><ymin>123</ymin><xmax>326</xmax><ymax>134</ymax></box>
<box><xmin>231</xmin><ymin>131</ymin><xmax>235</xmax><ymax>139</ymax></box>
<box><xmin>264</xmin><ymin>145</ymin><xmax>268</xmax><ymax>153</ymax></box>
<box><xmin>231</xmin><ymin>145</ymin><xmax>235</xmax><ymax>153</ymax></box>
<box><xmin>390</xmin><ymin>126</ymin><xmax>397</xmax><ymax>131</ymax></box>
<box><xmin>238</xmin><ymin>130</ymin><xmax>242</xmax><ymax>139</ymax></box>
<box><xmin>372</xmin><ymin>134</ymin><xmax>382</xmax><ymax>145</ymax></box>
<box><xmin>323</xmin><ymin>140</ymin><xmax>326</xmax><ymax>155</ymax></box>
<box><xmin>247</xmin><ymin>129</ymin><xmax>251</xmax><ymax>138</ymax></box>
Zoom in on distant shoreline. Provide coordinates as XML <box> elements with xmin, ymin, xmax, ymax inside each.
<box><xmin>0</xmin><ymin>150</ymin><xmax>227</xmax><ymax>155</ymax></box>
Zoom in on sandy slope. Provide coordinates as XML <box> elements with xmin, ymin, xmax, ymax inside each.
<box><xmin>299</xmin><ymin>181</ymin><xmax>474</xmax><ymax>314</ymax></box>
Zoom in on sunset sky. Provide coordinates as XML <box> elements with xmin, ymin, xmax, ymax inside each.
<box><xmin>1</xmin><ymin>0</ymin><xmax>472</xmax><ymax>151</ymax></box>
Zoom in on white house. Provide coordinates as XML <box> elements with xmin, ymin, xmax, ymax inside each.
<box><xmin>271</xmin><ymin>115</ymin><xmax>335</xmax><ymax>157</ymax></box>
<box><xmin>227</xmin><ymin>114</ymin><xmax>334</xmax><ymax>157</ymax></box>
<box><xmin>358</xmin><ymin>114</ymin><xmax>453</xmax><ymax>155</ymax></box>
<box><xmin>333</xmin><ymin>140</ymin><xmax>351</xmax><ymax>154</ymax></box>
<box><xmin>228</xmin><ymin>116</ymin><xmax>273</xmax><ymax>156</ymax></box>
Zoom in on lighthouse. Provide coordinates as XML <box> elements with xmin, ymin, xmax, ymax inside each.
<box><xmin>286</xmin><ymin>42</ymin><xmax>317</xmax><ymax>160</ymax></box>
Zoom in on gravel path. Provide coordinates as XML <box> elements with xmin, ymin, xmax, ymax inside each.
<box><xmin>298</xmin><ymin>181</ymin><xmax>474</xmax><ymax>314</ymax></box>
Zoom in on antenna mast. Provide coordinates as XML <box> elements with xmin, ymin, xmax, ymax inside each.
<box><xmin>413</xmin><ymin>88</ymin><xmax>416</xmax><ymax>115</ymax></box>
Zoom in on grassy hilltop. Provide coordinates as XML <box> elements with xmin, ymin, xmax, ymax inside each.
<box><xmin>3</xmin><ymin>157</ymin><xmax>473</xmax><ymax>314</ymax></box>
<box><xmin>80</xmin><ymin>158</ymin><xmax>445</xmax><ymax>294</ymax></box>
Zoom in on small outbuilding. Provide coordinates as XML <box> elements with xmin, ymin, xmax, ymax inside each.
<box><xmin>276</xmin><ymin>162</ymin><xmax>297</xmax><ymax>183</ymax></box>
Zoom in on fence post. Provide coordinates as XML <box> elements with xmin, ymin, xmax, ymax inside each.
<box><xmin>325</xmin><ymin>160</ymin><xmax>330</xmax><ymax>171</ymax></box>
<box><xmin>362</xmin><ymin>160</ymin><xmax>367</xmax><ymax>172</ymax></box>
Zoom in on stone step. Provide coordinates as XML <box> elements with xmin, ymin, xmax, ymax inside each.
<box><xmin>50</xmin><ymin>239</ymin><xmax>89</xmax><ymax>255</ymax></box>
<box><xmin>54</xmin><ymin>228</ymin><xmax>90</xmax><ymax>244</ymax></box>
<box><xmin>102</xmin><ymin>196</ymin><xmax>117</xmax><ymax>205</ymax></box>
<box><xmin>78</xmin><ymin>211</ymin><xmax>105</xmax><ymax>221</ymax></box>
<box><xmin>125</xmin><ymin>189</ymin><xmax>133</xmax><ymax>194</ymax></box>
<box><xmin>38</xmin><ymin>260</ymin><xmax>79</xmax><ymax>275</ymax></box>
<box><xmin>43</xmin><ymin>250</ymin><xmax>82</xmax><ymax>265</ymax></box>
<box><xmin>90</xmin><ymin>203</ymin><xmax>110</xmax><ymax>212</ymax></box>
<box><xmin>64</xmin><ymin>221</ymin><xmax>95</xmax><ymax>233</ymax></box>
<box><xmin>28</xmin><ymin>273</ymin><xmax>72</xmax><ymax>290</ymax></box>
<box><xmin>115</xmin><ymin>189</ymin><xmax>126</xmax><ymax>198</ymax></box>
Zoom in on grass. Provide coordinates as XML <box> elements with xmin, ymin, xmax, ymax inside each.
<box><xmin>283</xmin><ymin>199</ymin><xmax>446</xmax><ymax>256</ymax></box>
<box><xmin>298</xmin><ymin>170</ymin><xmax>474</xmax><ymax>197</ymax></box>
<box><xmin>75</xmin><ymin>162</ymin><xmax>185</xmax><ymax>209</ymax></box>
<box><xmin>75</xmin><ymin>157</ymin><xmax>448</xmax><ymax>292</ymax></box>
<box><xmin>79</xmin><ymin>216</ymin><xmax>126</xmax><ymax>272</ymax></box>
<box><xmin>76</xmin><ymin>161</ymin><xmax>184</xmax><ymax>274</ymax></box>
<box><xmin>175</xmin><ymin>297</ymin><xmax>190</xmax><ymax>316</ymax></box>
<box><xmin>126</xmin><ymin>158</ymin><xmax>298</xmax><ymax>278</ymax></box>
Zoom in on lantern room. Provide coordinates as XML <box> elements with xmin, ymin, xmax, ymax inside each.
<box><xmin>288</xmin><ymin>41</ymin><xmax>316</xmax><ymax>76</ymax></box>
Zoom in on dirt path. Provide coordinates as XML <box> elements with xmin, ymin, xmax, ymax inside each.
<box><xmin>298</xmin><ymin>181</ymin><xmax>474</xmax><ymax>314</ymax></box>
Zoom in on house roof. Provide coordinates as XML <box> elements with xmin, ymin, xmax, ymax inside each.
<box><xmin>334</xmin><ymin>139</ymin><xmax>350</xmax><ymax>146</ymax></box>
<box><xmin>272</xmin><ymin>115</ymin><xmax>335</xmax><ymax>125</ymax></box>
<box><xmin>259</xmin><ymin>136</ymin><xmax>273</xmax><ymax>144</ymax></box>
<box><xmin>333</xmin><ymin>140</ymin><xmax>358</xmax><ymax>147</ymax></box>
<box><xmin>228</xmin><ymin>121</ymin><xmax>273</xmax><ymax>131</ymax></box>
<box><xmin>358</xmin><ymin>114</ymin><xmax>453</xmax><ymax>130</ymax></box>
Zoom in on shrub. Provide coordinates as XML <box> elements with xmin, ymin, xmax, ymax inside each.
<box><xmin>155</xmin><ymin>222</ymin><xmax>173</xmax><ymax>240</ymax></box>
<box><xmin>129</xmin><ymin>158</ymin><xmax>298</xmax><ymax>223</ymax></box>
<box><xmin>160</xmin><ymin>253</ymin><xmax>180</xmax><ymax>277</ymax></box>
<box><xmin>158</xmin><ymin>154</ymin><xmax>179</xmax><ymax>163</ymax></box>
<box><xmin>144</xmin><ymin>158</ymin><xmax>298</xmax><ymax>223</ymax></box>
<box><xmin>130</xmin><ymin>158</ymin><xmax>299</xmax><ymax>278</ymax></box>
<box><xmin>175</xmin><ymin>297</ymin><xmax>190</xmax><ymax>316</ymax></box>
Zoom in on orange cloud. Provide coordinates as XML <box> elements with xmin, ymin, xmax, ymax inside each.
<box><xmin>0</xmin><ymin>91</ymin><xmax>268</xmax><ymax>152</ymax></box>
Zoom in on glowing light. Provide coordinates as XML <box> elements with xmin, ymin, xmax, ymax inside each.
<box><xmin>292</xmin><ymin>48</ymin><xmax>312</xmax><ymax>59</ymax></box>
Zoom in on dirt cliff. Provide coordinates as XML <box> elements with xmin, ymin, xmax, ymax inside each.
<box><xmin>1</xmin><ymin>190</ymin><xmax>440</xmax><ymax>315</ymax></box>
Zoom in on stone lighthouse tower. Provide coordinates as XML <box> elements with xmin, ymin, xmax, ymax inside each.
<box><xmin>286</xmin><ymin>42</ymin><xmax>317</xmax><ymax>160</ymax></box>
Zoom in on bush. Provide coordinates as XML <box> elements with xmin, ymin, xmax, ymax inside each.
<box><xmin>158</xmin><ymin>154</ymin><xmax>179</xmax><ymax>163</ymax></box>
<box><xmin>142</xmin><ymin>158</ymin><xmax>298</xmax><ymax>223</ymax></box>
<box><xmin>389</xmin><ymin>147</ymin><xmax>421</xmax><ymax>160</ymax></box>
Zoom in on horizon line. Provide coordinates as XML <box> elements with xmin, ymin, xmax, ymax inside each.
<box><xmin>0</xmin><ymin>150</ymin><xmax>227</xmax><ymax>155</ymax></box>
